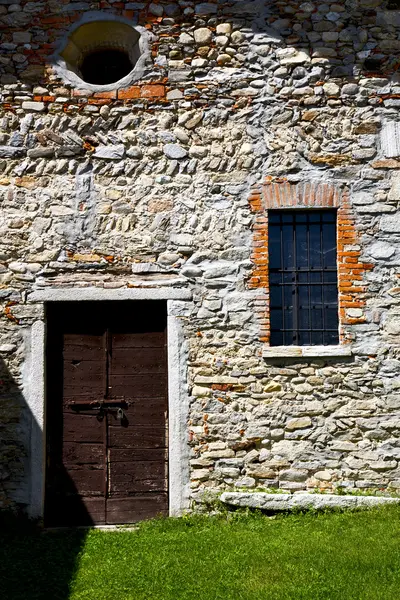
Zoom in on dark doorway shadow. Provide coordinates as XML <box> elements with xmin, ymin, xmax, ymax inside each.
<box><xmin>0</xmin><ymin>353</ymin><xmax>89</xmax><ymax>600</ymax></box>
<box><xmin>0</xmin><ymin>516</ymin><xmax>87</xmax><ymax>600</ymax></box>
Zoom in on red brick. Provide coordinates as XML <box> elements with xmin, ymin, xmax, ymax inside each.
<box><xmin>141</xmin><ymin>84</ymin><xmax>166</xmax><ymax>98</ymax></box>
<box><xmin>118</xmin><ymin>86</ymin><xmax>141</xmax><ymax>100</ymax></box>
<box><xmin>88</xmin><ymin>98</ymin><xmax>112</xmax><ymax>105</ymax></box>
<box><xmin>94</xmin><ymin>90</ymin><xmax>117</xmax><ymax>100</ymax></box>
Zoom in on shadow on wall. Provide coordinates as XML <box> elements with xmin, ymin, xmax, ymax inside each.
<box><xmin>0</xmin><ymin>354</ymin><xmax>30</xmax><ymax>512</ymax></box>
<box><xmin>0</xmin><ymin>4</ymin><xmax>47</xmax><ymax>86</ymax></box>
<box><xmin>1</xmin><ymin>1</ymin><xmax>400</xmax><ymax>87</ymax></box>
<box><xmin>0</xmin><ymin>353</ymin><xmax>89</xmax><ymax>600</ymax></box>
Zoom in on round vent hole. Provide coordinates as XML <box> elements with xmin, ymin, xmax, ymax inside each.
<box><xmin>80</xmin><ymin>49</ymin><xmax>133</xmax><ymax>85</ymax></box>
<box><xmin>56</xmin><ymin>18</ymin><xmax>145</xmax><ymax>89</ymax></box>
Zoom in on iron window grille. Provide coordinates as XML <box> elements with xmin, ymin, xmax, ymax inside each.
<box><xmin>268</xmin><ymin>210</ymin><xmax>339</xmax><ymax>346</ymax></box>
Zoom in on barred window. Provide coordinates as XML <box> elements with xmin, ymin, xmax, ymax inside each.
<box><xmin>269</xmin><ymin>210</ymin><xmax>339</xmax><ymax>346</ymax></box>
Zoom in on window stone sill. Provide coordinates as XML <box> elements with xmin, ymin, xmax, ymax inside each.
<box><xmin>262</xmin><ymin>345</ymin><xmax>353</xmax><ymax>359</ymax></box>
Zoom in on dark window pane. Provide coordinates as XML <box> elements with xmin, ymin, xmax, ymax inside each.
<box><xmin>283</xmin><ymin>272</ymin><xmax>294</xmax><ymax>285</ymax></box>
<box><xmin>324</xmin><ymin>271</ymin><xmax>337</xmax><ymax>283</ymax></box>
<box><xmin>270</xmin><ymin>272</ymin><xmax>282</xmax><ymax>285</ymax></box>
<box><xmin>323</xmin><ymin>223</ymin><xmax>337</xmax><ymax>268</ymax></box>
<box><xmin>324</xmin><ymin>284</ymin><xmax>338</xmax><ymax>304</ymax></box>
<box><xmin>283</xmin><ymin>285</ymin><xmax>294</xmax><ymax>310</ymax></box>
<box><xmin>270</xmin><ymin>308</ymin><xmax>283</xmax><ymax>330</ymax></box>
<box><xmin>269</xmin><ymin>225</ymin><xmax>281</xmax><ymax>269</ymax></box>
<box><xmin>299</xmin><ymin>285</ymin><xmax>310</xmax><ymax>308</ymax></box>
<box><xmin>311</xmin><ymin>331</ymin><xmax>324</xmax><ymax>345</ymax></box>
<box><xmin>296</xmin><ymin>224</ymin><xmax>308</xmax><ymax>268</ymax></box>
<box><xmin>323</xmin><ymin>211</ymin><xmax>336</xmax><ymax>222</ymax></box>
<box><xmin>298</xmin><ymin>330</ymin><xmax>311</xmax><ymax>345</ymax></box>
<box><xmin>311</xmin><ymin>285</ymin><xmax>322</xmax><ymax>306</ymax></box>
<box><xmin>282</xmin><ymin>213</ymin><xmax>293</xmax><ymax>223</ymax></box>
<box><xmin>298</xmin><ymin>308</ymin><xmax>310</xmax><ymax>331</ymax></box>
<box><xmin>324</xmin><ymin>330</ymin><xmax>339</xmax><ymax>345</ymax></box>
<box><xmin>311</xmin><ymin>271</ymin><xmax>322</xmax><ymax>284</ymax></box>
<box><xmin>309</xmin><ymin>224</ymin><xmax>322</xmax><ymax>269</ymax></box>
<box><xmin>284</xmin><ymin>305</ymin><xmax>293</xmax><ymax>332</ymax></box>
<box><xmin>284</xmin><ymin>330</ymin><xmax>295</xmax><ymax>345</ymax></box>
<box><xmin>282</xmin><ymin>225</ymin><xmax>294</xmax><ymax>269</ymax></box>
<box><xmin>298</xmin><ymin>272</ymin><xmax>308</xmax><ymax>284</ymax></box>
<box><xmin>311</xmin><ymin>307</ymin><xmax>323</xmax><ymax>330</ymax></box>
<box><xmin>270</xmin><ymin>331</ymin><xmax>283</xmax><ymax>346</ymax></box>
<box><xmin>269</xmin><ymin>212</ymin><xmax>281</xmax><ymax>223</ymax></box>
<box><xmin>270</xmin><ymin>285</ymin><xmax>282</xmax><ymax>307</ymax></box>
<box><xmin>268</xmin><ymin>209</ymin><xmax>338</xmax><ymax>347</ymax></box>
<box><xmin>326</xmin><ymin>307</ymin><xmax>339</xmax><ymax>331</ymax></box>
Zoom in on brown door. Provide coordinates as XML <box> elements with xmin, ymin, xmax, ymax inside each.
<box><xmin>45</xmin><ymin>301</ymin><xmax>168</xmax><ymax>527</ymax></box>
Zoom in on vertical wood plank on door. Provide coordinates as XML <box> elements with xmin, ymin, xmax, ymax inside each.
<box><xmin>106</xmin><ymin>304</ymin><xmax>168</xmax><ymax>524</ymax></box>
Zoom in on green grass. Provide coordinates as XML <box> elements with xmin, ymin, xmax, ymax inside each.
<box><xmin>2</xmin><ymin>507</ymin><xmax>400</xmax><ymax>600</ymax></box>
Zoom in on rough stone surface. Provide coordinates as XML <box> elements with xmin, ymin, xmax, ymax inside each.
<box><xmin>163</xmin><ymin>144</ymin><xmax>188</xmax><ymax>159</ymax></box>
<box><xmin>1</xmin><ymin>0</ymin><xmax>400</xmax><ymax>514</ymax></box>
<box><xmin>93</xmin><ymin>145</ymin><xmax>126</xmax><ymax>160</ymax></box>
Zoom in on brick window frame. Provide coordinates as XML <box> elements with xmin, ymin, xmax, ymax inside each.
<box><xmin>248</xmin><ymin>179</ymin><xmax>373</xmax><ymax>347</ymax></box>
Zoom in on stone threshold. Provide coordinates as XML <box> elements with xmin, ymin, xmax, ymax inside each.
<box><xmin>44</xmin><ymin>524</ymin><xmax>139</xmax><ymax>533</ymax></box>
<box><xmin>262</xmin><ymin>345</ymin><xmax>353</xmax><ymax>359</ymax></box>
<box><xmin>221</xmin><ymin>492</ymin><xmax>400</xmax><ymax>511</ymax></box>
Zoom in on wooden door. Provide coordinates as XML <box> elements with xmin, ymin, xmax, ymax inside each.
<box><xmin>45</xmin><ymin>301</ymin><xmax>168</xmax><ymax>527</ymax></box>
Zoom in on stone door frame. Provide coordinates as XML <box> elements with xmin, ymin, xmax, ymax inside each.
<box><xmin>25</xmin><ymin>288</ymin><xmax>192</xmax><ymax>521</ymax></box>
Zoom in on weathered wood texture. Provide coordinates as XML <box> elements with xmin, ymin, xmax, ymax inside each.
<box><xmin>45</xmin><ymin>301</ymin><xmax>168</xmax><ymax>526</ymax></box>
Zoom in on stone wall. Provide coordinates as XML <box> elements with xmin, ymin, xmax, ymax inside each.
<box><xmin>1</xmin><ymin>0</ymin><xmax>400</xmax><ymax>511</ymax></box>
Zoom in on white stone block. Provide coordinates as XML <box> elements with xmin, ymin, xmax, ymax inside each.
<box><xmin>381</xmin><ymin>121</ymin><xmax>400</xmax><ymax>158</ymax></box>
<box><xmin>220</xmin><ymin>492</ymin><xmax>400</xmax><ymax>512</ymax></box>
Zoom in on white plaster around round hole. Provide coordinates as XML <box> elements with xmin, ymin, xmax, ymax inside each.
<box><xmin>50</xmin><ymin>12</ymin><xmax>155</xmax><ymax>92</ymax></box>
